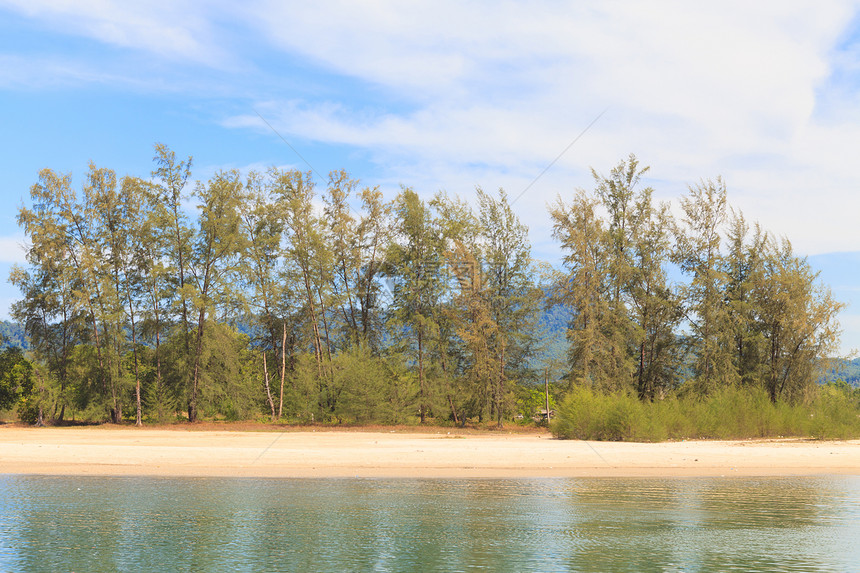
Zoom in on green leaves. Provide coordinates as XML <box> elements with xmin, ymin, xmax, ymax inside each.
<box><xmin>9</xmin><ymin>147</ymin><xmax>845</xmax><ymax>426</ymax></box>
<box><xmin>553</xmin><ymin>156</ymin><xmax>842</xmax><ymax>405</ymax></box>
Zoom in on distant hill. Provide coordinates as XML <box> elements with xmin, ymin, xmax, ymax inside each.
<box><xmin>527</xmin><ymin>301</ymin><xmax>572</xmax><ymax>379</ymax></box>
<box><xmin>821</xmin><ymin>358</ymin><xmax>860</xmax><ymax>388</ymax></box>
<box><xmin>0</xmin><ymin>321</ymin><xmax>28</xmax><ymax>350</ymax></box>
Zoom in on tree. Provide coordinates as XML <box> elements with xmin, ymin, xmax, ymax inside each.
<box><xmin>354</xmin><ymin>185</ymin><xmax>394</xmax><ymax>348</ymax></box>
<box><xmin>474</xmin><ymin>188</ymin><xmax>540</xmax><ymax>423</ymax></box>
<box><xmin>149</xmin><ymin>145</ymin><xmax>196</xmax><ymax>420</ymax></box>
<box><xmin>388</xmin><ymin>188</ymin><xmax>444</xmax><ymax>423</ymax></box>
<box><xmin>627</xmin><ymin>188</ymin><xmax>682</xmax><ymax>400</ymax></box>
<box><xmin>136</xmin><ymin>178</ymin><xmax>177</xmax><ymax>423</ymax></box>
<box><xmin>723</xmin><ymin>211</ymin><xmax>768</xmax><ymax>386</ymax></box>
<box><xmin>187</xmin><ymin>170</ymin><xmax>244</xmax><ymax>422</ymax></box>
<box><xmin>588</xmin><ymin>155</ymin><xmax>648</xmax><ymax>391</ymax></box>
<box><xmin>323</xmin><ymin>169</ymin><xmax>362</xmax><ymax>346</ymax></box>
<box><xmin>550</xmin><ymin>155</ymin><xmax>677</xmax><ymax>396</ymax></box>
<box><xmin>435</xmin><ymin>192</ymin><xmax>482</xmax><ymax>422</ymax></box>
<box><xmin>446</xmin><ymin>242</ymin><xmax>497</xmax><ymax>422</ymax></box>
<box><xmin>12</xmin><ymin>169</ymin><xmax>83</xmax><ymax>421</ymax></box>
<box><xmin>754</xmin><ymin>238</ymin><xmax>843</xmax><ymax>402</ymax></box>
<box><xmin>674</xmin><ymin>177</ymin><xmax>736</xmax><ymax>393</ymax></box>
<box><xmin>238</xmin><ymin>170</ymin><xmax>287</xmax><ymax>420</ymax></box>
<box><xmin>84</xmin><ymin>163</ymin><xmax>144</xmax><ymax>423</ymax></box>
<box><xmin>550</xmin><ymin>190</ymin><xmax>612</xmax><ymax>389</ymax></box>
<box><xmin>150</xmin><ymin>144</ymin><xmax>194</xmax><ymax>346</ymax></box>
<box><xmin>275</xmin><ymin>168</ymin><xmax>335</xmax><ymax>415</ymax></box>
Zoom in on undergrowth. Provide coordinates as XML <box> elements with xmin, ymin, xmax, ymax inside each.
<box><xmin>551</xmin><ymin>383</ymin><xmax>860</xmax><ymax>441</ymax></box>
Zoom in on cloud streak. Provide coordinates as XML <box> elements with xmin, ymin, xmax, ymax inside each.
<box><xmin>227</xmin><ymin>1</ymin><xmax>860</xmax><ymax>255</ymax></box>
<box><xmin>4</xmin><ymin>1</ymin><xmax>860</xmax><ymax>350</ymax></box>
<box><xmin>4</xmin><ymin>1</ymin><xmax>859</xmax><ymax>255</ymax></box>
<box><xmin>0</xmin><ymin>0</ymin><xmax>232</xmax><ymax>66</ymax></box>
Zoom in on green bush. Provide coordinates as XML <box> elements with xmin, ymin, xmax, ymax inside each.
<box><xmin>552</xmin><ymin>383</ymin><xmax>860</xmax><ymax>441</ymax></box>
<box><xmin>808</xmin><ymin>383</ymin><xmax>860</xmax><ymax>439</ymax></box>
<box><xmin>552</xmin><ymin>387</ymin><xmax>652</xmax><ymax>441</ymax></box>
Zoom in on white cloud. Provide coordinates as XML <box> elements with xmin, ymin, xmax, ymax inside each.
<box><xmin>5</xmin><ymin>1</ymin><xmax>860</xmax><ymax>350</ymax></box>
<box><xmin>227</xmin><ymin>1</ymin><xmax>860</xmax><ymax>256</ymax></box>
<box><xmin>0</xmin><ymin>236</ymin><xmax>28</xmax><ymax>264</ymax></box>
<box><xmin>0</xmin><ymin>0</ymin><xmax>233</xmax><ymax>67</ymax></box>
<box><xmin>5</xmin><ymin>1</ymin><xmax>860</xmax><ymax>255</ymax></box>
<box><xmin>0</xmin><ymin>53</ymin><xmax>178</xmax><ymax>91</ymax></box>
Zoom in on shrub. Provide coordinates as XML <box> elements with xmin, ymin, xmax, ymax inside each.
<box><xmin>552</xmin><ymin>383</ymin><xmax>860</xmax><ymax>441</ymax></box>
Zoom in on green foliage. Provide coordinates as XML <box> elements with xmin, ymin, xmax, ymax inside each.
<box><xmin>193</xmin><ymin>323</ymin><xmax>259</xmax><ymax>421</ymax></box>
<box><xmin>331</xmin><ymin>345</ymin><xmax>403</xmax><ymax>423</ymax></box>
<box><xmin>282</xmin><ymin>351</ymin><xmax>324</xmax><ymax>422</ymax></box>
<box><xmin>808</xmin><ymin>382</ymin><xmax>860</xmax><ymax>439</ymax></box>
<box><xmin>550</xmin><ymin>156</ymin><xmax>681</xmax><ymax>399</ymax></box>
<box><xmin>0</xmin><ymin>346</ymin><xmax>33</xmax><ymax>412</ymax></box>
<box><xmin>515</xmin><ymin>385</ymin><xmax>556</xmax><ymax>422</ymax></box>
<box><xmin>8</xmin><ymin>147</ymin><xmax>847</xmax><ymax>429</ymax></box>
<box><xmin>551</xmin><ymin>156</ymin><xmax>842</xmax><ymax>407</ymax></box>
<box><xmin>551</xmin><ymin>386</ymin><xmax>650</xmax><ymax>441</ymax></box>
<box><xmin>16</xmin><ymin>365</ymin><xmax>59</xmax><ymax>425</ymax></box>
<box><xmin>552</xmin><ymin>384</ymin><xmax>860</xmax><ymax>441</ymax></box>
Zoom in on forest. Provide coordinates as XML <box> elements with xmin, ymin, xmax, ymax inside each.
<box><xmin>2</xmin><ymin>147</ymin><xmax>854</xmax><ymax>434</ymax></box>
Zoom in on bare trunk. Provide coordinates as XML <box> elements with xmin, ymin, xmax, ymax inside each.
<box><xmin>317</xmin><ymin>287</ymin><xmax>335</xmax><ymax>387</ymax></box>
<box><xmin>447</xmin><ymin>395</ymin><xmax>460</xmax><ymax>425</ymax></box>
<box><xmin>130</xmin><ymin>313</ymin><xmax>142</xmax><ymax>426</ymax></box>
<box><xmin>544</xmin><ymin>368</ymin><xmax>551</xmax><ymax>425</ymax></box>
<box><xmin>303</xmin><ymin>273</ymin><xmax>324</xmax><ymax>380</ymax></box>
<box><xmin>262</xmin><ymin>352</ymin><xmax>276</xmax><ymax>421</ymax></box>
<box><xmin>496</xmin><ymin>342</ymin><xmax>505</xmax><ymax>427</ymax></box>
<box><xmin>418</xmin><ymin>327</ymin><xmax>425</xmax><ymax>424</ymax></box>
<box><xmin>150</xmin><ymin>283</ymin><xmax>166</xmax><ymax>421</ymax></box>
<box><xmin>189</xmin><ymin>308</ymin><xmax>206</xmax><ymax>422</ymax></box>
<box><xmin>440</xmin><ymin>355</ymin><xmax>459</xmax><ymax>425</ymax></box>
<box><xmin>279</xmin><ymin>321</ymin><xmax>287</xmax><ymax>419</ymax></box>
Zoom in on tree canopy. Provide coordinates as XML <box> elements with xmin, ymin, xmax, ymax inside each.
<box><xmin>7</xmin><ymin>148</ymin><xmax>845</xmax><ymax>425</ymax></box>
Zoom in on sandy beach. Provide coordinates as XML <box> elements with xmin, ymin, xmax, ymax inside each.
<box><xmin>1</xmin><ymin>426</ymin><xmax>858</xmax><ymax>478</ymax></box>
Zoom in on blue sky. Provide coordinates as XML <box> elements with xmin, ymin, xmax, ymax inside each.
<box><xmin>1</xmin><ymin>1</ymin><xmax>860</xmax><ymax>353</ymax></box>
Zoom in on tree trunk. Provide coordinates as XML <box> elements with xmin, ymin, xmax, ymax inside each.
<box><xmin>418</xmin><ymin>326</ymin><xmax>425</xmax><ymax>423</ymax></box>
<box><xmin>496</xmin><ymin>342</ymin><xmax>505</xmax><ymax>427</ymax></box>
<box><xmin>317</xmin><ymin>287</ymin><xmax>335</xmax><ymax>386</ymax></box>
<box><xmin>279</xmin><ymin>320</ymin><xmax>287</xmax><ymax>419</ymax></box>
<box><xmin>126</xmin><ymin>290</ymin><xmax>143</xmax><ymax>426</ymax></box>
<box><xmin>262</xmin><ymin>352</ymin><xmax>276</xmax><ymax>421</ymax></box>
<box><xmin>544</xmin><ymin>368</ymin><xmax>551</xmax><ymax>425</ymax></box>
<box><xmin>189</xmin><ymin>308</ymin><xmax>206</xmax><ymax>422</ymax></box>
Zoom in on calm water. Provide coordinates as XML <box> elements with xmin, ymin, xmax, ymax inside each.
<box><xmin>1</xmin><ymin>476</ymin><xmax>858</xmax><ymax>572</ymax></box>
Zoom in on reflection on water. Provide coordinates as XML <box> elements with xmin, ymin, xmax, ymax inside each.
<box><xmin>1</xmin><ymin>476</ymin><xmax>858</xmax><ymax>572</ymax></box>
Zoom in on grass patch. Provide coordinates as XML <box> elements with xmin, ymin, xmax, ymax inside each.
<box><xmin>552</xmin><ymin>384</ymin><xmax>860</xmax><ymax>441</ymax></box>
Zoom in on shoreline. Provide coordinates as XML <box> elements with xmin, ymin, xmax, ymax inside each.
<box><xmin>1</xmin><ymin>426</ymin><xmax>858</xmax><ymax>478</ymax></box>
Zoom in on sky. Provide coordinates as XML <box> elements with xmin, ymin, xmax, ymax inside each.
<box><xmin>1</xmin><ymin>1</ymin><xmax>860</xmax><ymax>353</ymax></box>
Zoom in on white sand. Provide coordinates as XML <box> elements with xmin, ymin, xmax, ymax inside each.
<box><xmin>1</xmin><ymin>426</ymin><xmax>858</xmax><ymax>478</ymax></box>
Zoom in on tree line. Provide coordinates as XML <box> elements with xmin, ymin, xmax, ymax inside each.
<box><xmin>550</xmin><ymin>155</ymin><xmax>843</xmax><ymax>404</ymax></box>
<box><xmin>6</xmin><ymin>149</ymin><xmax>843</xmax><ymax>426</ymax></box>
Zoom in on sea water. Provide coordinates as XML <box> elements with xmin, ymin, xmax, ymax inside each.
<box><xmin>1</xmin><ymin>475</ymin><xmax>858</xmax><ymax>572</ymax></box>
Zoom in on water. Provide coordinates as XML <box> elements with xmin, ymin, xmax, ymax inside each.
<box><xmin>1</xmin><ymin>476</ymin><xmax>858</xmax><ymax>572</ymax></box>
